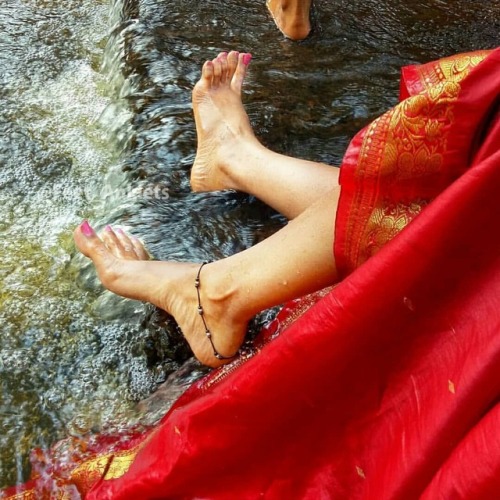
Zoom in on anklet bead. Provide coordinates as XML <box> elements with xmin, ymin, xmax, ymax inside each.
<box><xmin>195</xmin><ymin>261</ymin><xmax>239</xmax><ymax>361</ymax></box>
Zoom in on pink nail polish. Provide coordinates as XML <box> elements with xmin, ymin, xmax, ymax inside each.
<box><xmin>81</xmin><ymin>220</ymin><xmax>94</xmax><ymax>237</ymax></box>
<box><xmin>243</xmin><ymin>53</ymin><xmax>252</xmax><ymax>65</ymax></box>
<box><xmin>116</xmin><ymin>228</ymin><xmax>125</xmax><ymax>234</ymax></box>
<box><xmin>105</xmin><ymin>225</ymin><xmax>113</xmax><ymax>232</ymax></box>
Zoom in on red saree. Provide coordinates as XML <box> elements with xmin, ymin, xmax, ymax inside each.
<box><xmin>2</xmin><ymin>48</ymin><xmax>499</xmax><ymax>499</ymax></box>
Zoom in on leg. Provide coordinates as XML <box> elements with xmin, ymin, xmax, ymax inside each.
<box><xmin>191</xmin><ymin>51</ymin><xmax>338</xmax><ymax>219</ymax></box>
<box><xmin>74</xmin><ymin>187</ymin><xmax>339</xmax><ymax>368</ymax></box>
<box><xmin>266</xmin><ymin>0</ymin><xmax>313</xmax><ymax>41</ymax></box>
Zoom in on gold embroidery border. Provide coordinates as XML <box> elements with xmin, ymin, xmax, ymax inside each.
<box><xmin>342</xmin><ymin>52</ymin><xmax>489</xmax><ymax>271</ymax></box>
<box><xmin>69</xmin><ymin>441</ymin><xmax>144</xmax><ymax>495</ymax></box>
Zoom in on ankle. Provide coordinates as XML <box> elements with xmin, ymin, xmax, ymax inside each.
<box><xmin>201</xmin><ymin>261</ymin><xmax>250</xmax><ymax>325</ymax></box>
<box><xmin>218</xmin><ymin>138</ymin><xmax>264</xmax><ymax>192</ymax></box>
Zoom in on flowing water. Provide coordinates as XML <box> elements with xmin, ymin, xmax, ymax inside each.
<box><xmin>0</xmin><ymin>0</ymin><xmax>498</xmax><ymax>488</ymax></box>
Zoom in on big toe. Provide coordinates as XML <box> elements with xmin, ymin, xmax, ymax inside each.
<box><xmin>74</xmin><ymin>221</ymin><xmax>117</xmax><ymax>281</ymax></box>
<box><xmin>231</xmin><ymin>52</ymin><xmax>251</xmax><ymax>93</ymax></box>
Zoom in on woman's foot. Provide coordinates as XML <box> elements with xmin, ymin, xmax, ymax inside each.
<box><xmin>190</xmin><ymin>50</ymin><xmax>261</xmax><ymax>192</ymax></box>
<box><xmin>74</xmin><ymin>222</ymin><xmax>248</xmax><ymax>368</ymax></box>
<box><xmin>267</xmin><ymin>0</ymin><xmax>312</xmax><ymax>41</ymax></box>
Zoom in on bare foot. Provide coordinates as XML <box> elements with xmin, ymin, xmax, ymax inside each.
<box><xmin>190</xmin><ymin>50</ymin><xmax>260</xmax><ymax>192</ymax></box>
<box><xmin>74</xmin><ymin>221</ymin><xmax>248</xmax><ymax>368</ymax></box>
<box><xmin>267</xmin><ymin>0</ymin><xmax>312</xmax><ymax>41</ymax></box>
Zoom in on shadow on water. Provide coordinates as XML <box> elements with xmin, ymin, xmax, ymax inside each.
<box><xmin>0</xmin><ymin>0</ymin><xmax>498</xmax><ymax>487</ymax></box>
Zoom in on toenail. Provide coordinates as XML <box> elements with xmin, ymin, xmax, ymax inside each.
<box><xmin>243</xmin><ymin>53</ymin><xmax>252</xmax><ymax>65</ymax></box>
<box><xmin>81</xmin><ymin>220</ymin><xmax>94</xmax><ymax>237</ymax></box>
<box><xmin>105</xmin><ymin>225</ymin><xmax>113</xmax><ymax>232</ymax></box>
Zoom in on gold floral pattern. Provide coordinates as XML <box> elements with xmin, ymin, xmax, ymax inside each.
<box><xmin>342</xmin><ymin>52</ymin><xmax>489</xmax><ymax>271</ymax></box>
<box><xmin>419</xmin><ymin>51</ymin><xmax>491</xmax><ymax>90</ymax></box>
<box><xmin>69</xmin><ymin>443</ymin><xmax>143</xmax><ymax>495</ymax></box>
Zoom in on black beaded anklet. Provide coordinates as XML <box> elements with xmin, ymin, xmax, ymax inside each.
<box><xmin>195</xmin><ymin>262</ymin><xmax>238</xmax><ymax>361</ymax></box>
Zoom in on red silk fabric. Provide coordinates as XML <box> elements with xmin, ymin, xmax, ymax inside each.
<box><xmin>2</xmin><ymin>49</ymin><xmax>499</xmax><ymax>499</ymax></box>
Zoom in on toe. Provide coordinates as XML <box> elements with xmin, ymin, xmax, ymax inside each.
<box><xmin>129</xmin><ymin>235</ymin><xmax>151</xmax><ymax>260</ymax></box>
<box><xmin>116</xmin><ymin>228</ymin><xmax>150</xmax><ymax>260</ymax></box>
<box><xmin>101</xmin><ymin>226</ymin><xmax>138</xmax><ymax>260</ymax></box>
<box><xmin>231</xmin><ymin>53</ymin><xmax>251</xmax><ymax>93</ymax></box>
<box><xmin>217</xmin><ymin>52</ymin><xmax>228</xmax><ymax>84</ymax></box>
<box><xmin>227</xmin><ymin>51</ymin><xmax>239</xmax><ymax>78</ymax></box>
<box><xmin>101</xmin><ymin>225</ymin><xmax>124</xmax><ymax>258</ymax></box>
<box><xmin>212</xmin><ymin>57</ymin><xmax>222</xmax><ymax>87</ymax></box>
<box><xmin>201</xmin><ymin>60</ymin><xmax>214</xmax><ymax>85</ymax></box>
